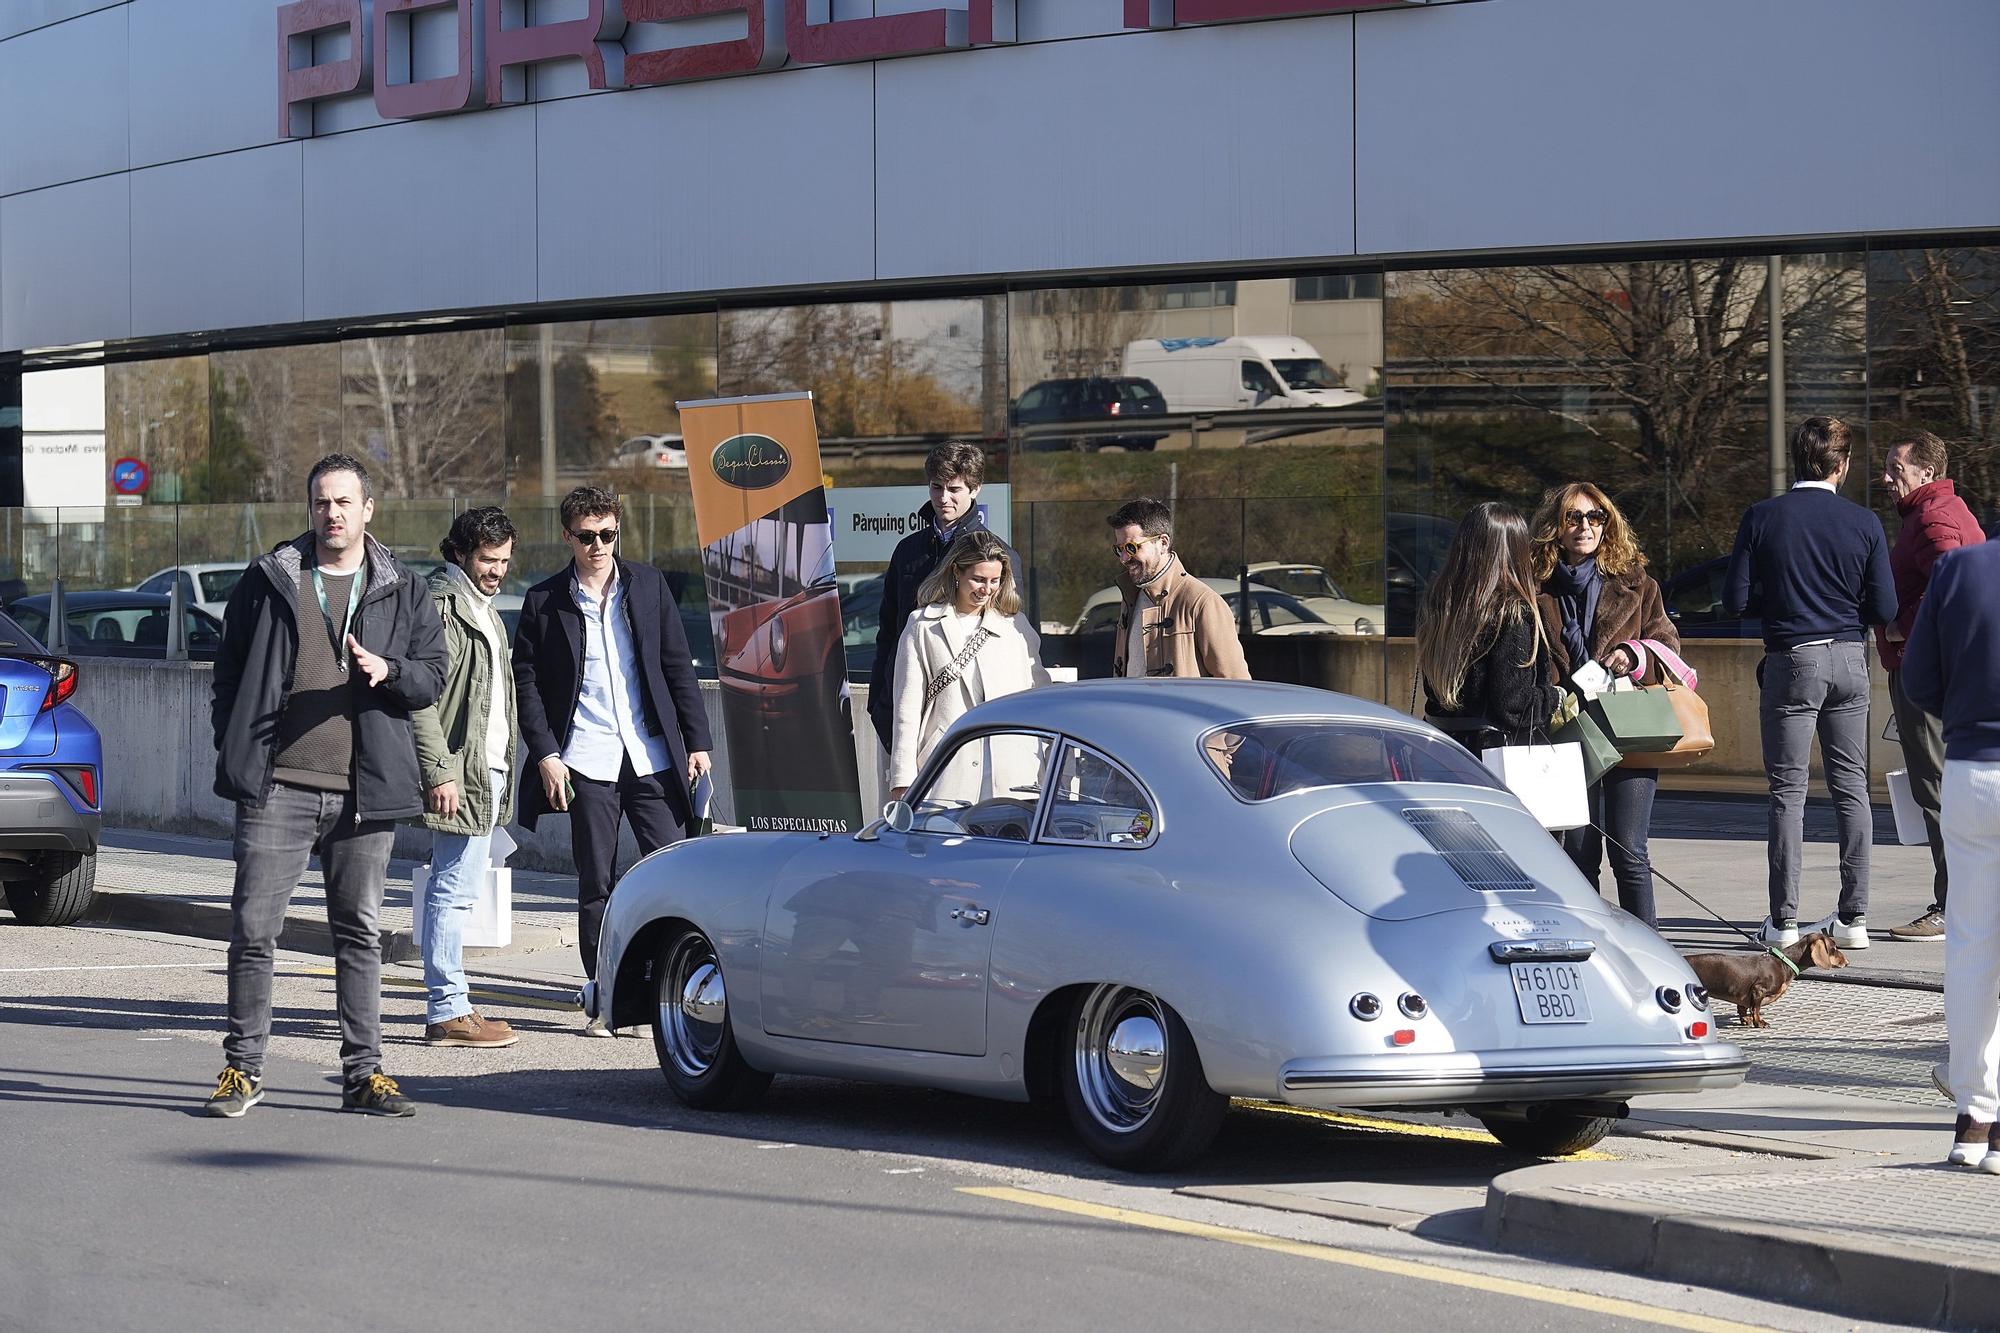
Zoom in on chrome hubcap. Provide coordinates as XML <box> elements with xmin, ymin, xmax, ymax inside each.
<box><xmin>658</xmin><ymin>933</ymin><xmax>726</xmax><ymax>1079</ymax></box>
<box><xmin>1075</xmin><ymin>986</ymin><xmax>1169</xmax><ymax>1134</ymax></box>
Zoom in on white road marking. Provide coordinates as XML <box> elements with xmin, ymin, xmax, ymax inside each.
<box><xmin>136</xmin><ymin>1036</ymin><xmax>174</xmax><ymax>1042</ymax></box>
<box><xmin>883</xmin><ymin>1168</ymin><xmax>925</xmax><ymax>1175</ymax></box>
<box><xmin>0</xmin><ymin>962</ymin><xmax>227</xmax><ymax>974</ymax></box>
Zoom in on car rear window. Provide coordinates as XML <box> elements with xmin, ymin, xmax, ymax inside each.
<box><xmin>1202</xmin><ymin>720</ymin><xmax>1503</xmax><ymax>801</ymax></box>
<box><xmin>0</xmin><ymin>610</ymin><xmax>42</xmax><ymax>652</ymax></box>
<box><xmin>1117</xmin><ymin>380</ymin><xmax>1163</xmax><ymax>406</ymax></box>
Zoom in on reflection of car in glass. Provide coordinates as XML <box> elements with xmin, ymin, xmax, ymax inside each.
<box><xmin>1244</xmin><ymin>562</ymin><xmax>1383</xmax><ymax>636</ymax></box>
<box><xmin>1385</xmin><ymin>511</ymin><xmax>1458</xmax><ymax>635</ymax></box>
<box><xmin>1660</xmin><ymin>557</ymin><xmax>1762</xmax><ymax>639</ymax></box>
<box><xmin>614</xmin><ymin>434</ymin><xmax>688</xmax><ymax>469</ymax></box>
<box><xmin>1070</xmin><ymin>579</ymin><xmax>1356</xmax><ymax>637</ymax></box>
<box><xmin>133</xmin><ymin>563</ymin><xmax>246</xmax><ymax>619</ymax></box>
<box><xmin>1122</xmin><ymin>336</ymin><xmax>1366</xmax><ymax>413</ymax></box>
<box><xmin>586</xmin><ymin>679</ymin><xmax>1747</xmax><ymax>1170</ymax></box>
<box><xmin>8</xmin><ymin>592</ymin><xmax>226</xmax><ymax>662</ymax></box>
<box><xmin>1009</xmin><ymin>377</ymin><xmax>1168</xmax><ymax>452</ymax></box>
<box><xmin>0</xmin><ymin>608</ymin><xmax>102</xmax><ymax>928</ymax></box>
<box><xmin>835</xmin><ymin>572</ymin><xmax>883</xmax><ymax>678</ymax></box>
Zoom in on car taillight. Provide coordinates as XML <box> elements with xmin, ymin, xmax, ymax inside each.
<box><xmin>1108</xmin><ymin>402</ymin><xmax>1122</xmax><ymax>415</ymax></box>
<box><xmin>30</xmin><ymin>656</ymin><xmax>77</xmax><ymax>711</ymax></box>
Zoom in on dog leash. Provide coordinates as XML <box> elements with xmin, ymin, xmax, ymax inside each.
<box><xmin>1589</xmin><ymin>821</ymin><xmax>1801</xmax><ymax>975</ymax></box>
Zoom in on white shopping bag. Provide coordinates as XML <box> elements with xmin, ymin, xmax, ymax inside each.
<box><xmin>412</xmin><ymin>824</ymin><xmax>516</xmax><ymax>951</ymax></box>
<box><xmin>1886</xmin><ymin>769</ymin><xmax>1929</xmax><ymax>846</ymax></box>
<box><xmin>1481</xmin><ymin>742</ymin><xmax>1589</xmax><ymax>831</ymax></box>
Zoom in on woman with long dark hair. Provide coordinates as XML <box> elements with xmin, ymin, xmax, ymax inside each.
<box><xmin>1417</xmin><ymin>502</ymin><xmax>1563</xmax><ymax>750</ymax></box>
<box><xmin>1530</xmin><ymin>482</ymin><xmax>1680</xmax><ymax>925</ymax></box>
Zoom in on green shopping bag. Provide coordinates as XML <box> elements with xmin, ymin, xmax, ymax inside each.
<box><xmin>1551</xmin><ymin>707</ymin><xmax>1623</xmax><ymax>785</ymax></box>
<box><xmin>1585</xmin><ymin>685</ymin><xmax>1684</xmax><ymax>755</ymax></box>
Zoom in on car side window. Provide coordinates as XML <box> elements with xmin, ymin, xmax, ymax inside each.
<box><xmin>907</xmin><ymin>729</ymin><xmax>1051</xmax><ymax>843</ymax></box>
<box><xmin>137</xmin><ymin>573</ymin><xmax>170</xmax><ymax>595</ymax></box>
<box><xmin>1017</xmin><ymin>386</ymin><xmax>1044</xmax><ymax>413</ymax></box>
<box><xmin>1041</xmin><ymin>741</ymin><xmax>1156</xmax><ymax>848</ymax></box>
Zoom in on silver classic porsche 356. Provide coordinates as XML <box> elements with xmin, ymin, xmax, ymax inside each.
<box><xmin>582</xmin><ymin>679</ymin><xmax>1747</xmax><ymax>1171</ymax></box>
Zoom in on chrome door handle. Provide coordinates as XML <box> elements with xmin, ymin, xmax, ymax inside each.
<box><xmin>951</xmin><ymin>906</ymin><xmax>991</xmax><ymax>926</ymax></box>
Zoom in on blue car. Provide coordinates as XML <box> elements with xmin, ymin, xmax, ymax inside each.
<box><xmin>0</xmin><ymin>608</ymin><xmax>103</xmax><ymax>926</ymax></box>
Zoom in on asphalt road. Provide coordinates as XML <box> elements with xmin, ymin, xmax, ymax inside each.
<box><xmin>0</xmin><ymin>923</ymin><xmax>1919</xmax><ymax>1333</ymax></box>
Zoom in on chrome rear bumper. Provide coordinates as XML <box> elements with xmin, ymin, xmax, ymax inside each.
<box><xmin>1278</xmin><ymin>1043</ymin><xmax>1749</xmax><ymax>1109</ymax></box>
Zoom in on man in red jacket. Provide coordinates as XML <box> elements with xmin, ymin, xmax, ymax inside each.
<box><xmin>1879</xmin><ymin>430</ymin><xmax>1986</xmax><ymax>942</ymax></box>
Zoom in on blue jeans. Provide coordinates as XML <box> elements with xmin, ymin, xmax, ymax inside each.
<box><xmin>422</xmin><ymin>771</ymin><xmax>504</xmax><ymax>1025</ymax></box>
<box><xmin>1560</xmin><ymin>766</ymin><xmax>1659</xmax><ymax>927</ymax></box>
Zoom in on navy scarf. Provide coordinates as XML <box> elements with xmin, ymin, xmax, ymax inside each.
<box><xmin>1549</xmin><ymin>556</ymin><xmax>1601</xmax><ymax>672</ymax></box>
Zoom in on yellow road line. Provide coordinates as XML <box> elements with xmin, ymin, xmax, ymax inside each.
<box><xmin>959</xmin><ymin>1186</ymin><xmax>1766</xmax><ymax>1333</ymax></box>
<box><xmin>1233</xmin><ymin>1100</ymin><xmax>1616</xmax><ymax>1161</ymax></box>
<box><xmin>303</xmin><ymin>967</ymin><xmax>579</xmax><ymax>1012</ymax></box>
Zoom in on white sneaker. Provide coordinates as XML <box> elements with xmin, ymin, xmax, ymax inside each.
<box><xmin>1832</xmin><ymin>917</ymin><xmax>1870</xmax><ymax>950</ymax></box>
<box><xmin>1759</xmin><ymin>917</ymin><xmax>1799</xmax><ymax>948</ymax></box>
<box><xmin>1982</xmin><ymin>1148</ymin><xmax>2000</xmax><ymax>1176</ymax></box>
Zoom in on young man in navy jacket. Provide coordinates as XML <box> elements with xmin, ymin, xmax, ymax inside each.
<box><xmin>1900</xmin><ymin>539</ymin><xmax>2000</xmax><ymax>1171</ymax></box>
<box><xmin>1725</xmin><ymin>416</ymin><xmax>1896</xmax><ymax>950</ymax></box>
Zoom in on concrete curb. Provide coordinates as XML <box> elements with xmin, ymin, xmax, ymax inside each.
<box><xmin>1484</xmin><ymin>1159</ymin><xmax>2000</xmax><ymax>1330</ymax></box>
<box><xmin>82</xmin><ymin>886</ymin><xmax>571</xmax><ymax>967</ymax></box>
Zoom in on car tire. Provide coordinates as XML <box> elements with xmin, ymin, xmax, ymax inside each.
<box><xmin>1476</xmin><ymin>1110</ymin><xmax>1615</xmax><ymax>1157</ymax></box>
<box><xmin>1060</xmin><ymin>984</ymin><xmax>1227</xmax><ymax>1171</ymax></box>
<box><xmin>3</xmin><ymin>851</ymin><xmax>96</xmax><ymax>927</ymax></box>
<box><xmin>651</xmin><ymin>927</ymin><xmax>771</xmax><ymax>1111</ymax></box>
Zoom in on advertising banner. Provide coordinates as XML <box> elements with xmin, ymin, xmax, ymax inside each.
<box><xmin>679</xmin><ymin>392</ymin><xmax>863</xmax><ymax>834</ymax></box>
<box><xmin>828</xmin><ymin>484</ymin><xmax>1011</xmax><ymax>564</ymax></box>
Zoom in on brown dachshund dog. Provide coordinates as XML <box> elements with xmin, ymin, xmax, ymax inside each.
<box><xmin>1684</xmin><ymin>932</ymin><xmax>1849</xmax><ymax>1029</ymax></box>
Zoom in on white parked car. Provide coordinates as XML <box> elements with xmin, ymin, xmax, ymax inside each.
<box><xmin>132</xmin><ymin>563</ymin><xmax>247</xmax><ymax>619</ymax></box>
<box><xmin>1245</xmin><ymin>562</ymin><xmax>1383</xmax><ymax>636</ymax></box>
<box><xmin>615</xmin><ymin>434</ymin><xmax>688</xmax><ymax>469</ymax></box>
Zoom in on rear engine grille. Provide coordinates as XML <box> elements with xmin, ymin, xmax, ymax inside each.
<box><xmin>1401</xmin><ymin>807</ymin><xmax>1534</xmax><ymax>893</ymax></box>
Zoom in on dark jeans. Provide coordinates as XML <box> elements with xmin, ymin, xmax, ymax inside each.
<box><xmin>1561</xmin><ymin>766</ymin><xmax>1659</xmax><ymax>927</ymax></box>
<box><xmin>224</xmin><ymin>783</ymin><xmax>395</xmax><ymax>1084</ymax></box>
<box><xmin>1889</xmin><ymin>666</ymin><xmax>1949</xmax><ymax>911</ymax></box>
<box><xmin>570</xmin><ymin>758</ymin><xmax>688</xmax><ymax>979</ymax></box>
<box><xmin>1758</xmin><ymin>641</ymin><xmax>1872</xmax><ymax>923</ymax></box>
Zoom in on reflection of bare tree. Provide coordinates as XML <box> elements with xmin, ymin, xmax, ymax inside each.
<box><xmin>1870</xmin><ymin>248</ymin><xmax>2000</xmax><ymax>524</ymax></box>
<box><xmin>210</xmin><ymin>346</ymin><xmax>343</xmax><ymax>500</ymax></box>
<box><xmin>719</xmin><ymin>304</ymin><xmax>979</xmax><ymax>440</ymax></box>
<box><xmin>343</xmin><ymin>331</ymin><xmax>504</xmax><ymax>500</ymax></box>
<box><xmin>1389</xmin><ymin>258</ymin><xmax>1864</xmax><ymax>557</ymax></box>
<box><xmin>1016</xmin><ymin>287</ymin><xmax>1153</xmax><ymax>383</ymax></box>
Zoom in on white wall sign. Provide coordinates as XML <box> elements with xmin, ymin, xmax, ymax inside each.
<box><xmin>830</xmin><ymin>484</ymin><xmax>1010</xmax><ymax>563</ymax></box>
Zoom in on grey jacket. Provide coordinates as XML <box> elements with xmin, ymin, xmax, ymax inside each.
<box><xmin>411</xmin><ymin>566</ymin><xmax>520</xmax><ymax>836</ymax></box>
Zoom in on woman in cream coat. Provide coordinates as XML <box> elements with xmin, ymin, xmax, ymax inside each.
<box><xmin>888</xmin><ymin>530</ymin><xmax>1051</xmax><ymax>802</ymax></box>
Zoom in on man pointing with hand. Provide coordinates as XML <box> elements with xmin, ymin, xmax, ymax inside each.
<box><xmin>204</xmin><ymin>453</ymin><xmax>445</xmax><ymax>1119</ymax></box>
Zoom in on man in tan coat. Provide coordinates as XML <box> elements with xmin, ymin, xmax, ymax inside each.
<box><xmin>1107</xmin><ymin>497</ymin><xmax>1251</xmax><ymax>680</ymax></box>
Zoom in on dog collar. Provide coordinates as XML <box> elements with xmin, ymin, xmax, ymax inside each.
<box><xmin>1769</xmin><ymin>946</ymin><xmax>1800</xmax><ymax>975</ymax></box>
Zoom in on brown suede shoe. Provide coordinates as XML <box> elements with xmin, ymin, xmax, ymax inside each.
<box><xmin>1949</xmin><ymin>1113</ymin><xmax>1994</xmax><ymax>1167</ymax></box>
<box><xmin>426</xmin><ymin>1012</ymin><xmax>519</xmax><ymax>1048</ymax></box>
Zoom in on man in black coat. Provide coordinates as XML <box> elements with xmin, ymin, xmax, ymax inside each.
<box><xmin>866</xmin><ymin>439</ymin><xmax>1016</xmax><ymax>752</ymax></box>
<box><xmin>205</xmin><ymin>453</ymin><xmax>445</xmax><ymax>1119</ymax></box>
<box><xmin>513</xmin><ymin>487</ymin><xmax>711</xmax><ymax>1024</ymax></box>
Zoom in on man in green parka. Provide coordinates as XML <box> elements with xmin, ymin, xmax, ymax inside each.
<box><xmin>411</xmin><ymin>507</ymin><xmax>522</xmax><ymax>1048</ymax></box>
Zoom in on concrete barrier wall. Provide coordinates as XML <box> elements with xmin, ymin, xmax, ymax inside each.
<box><xmin>78</xmin><ymin>642</ymin><xmax>1893</xmax><ymax>873</ymax></box>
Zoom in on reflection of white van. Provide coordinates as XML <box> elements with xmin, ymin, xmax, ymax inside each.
<box><xmin>1121</xmin><ymin>335</ymin><xmax>1366</xmax><ymax>412</ymax></box>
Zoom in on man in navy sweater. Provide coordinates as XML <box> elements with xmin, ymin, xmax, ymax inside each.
<box><xmin>1725</xmin><ymin>416</ymin><xmax>1896</xmax><ymax>950</ymax></box>
<box><xmin>1899</xmin><ymin>540</ymin><xmax>2000</xmax><ymax>1171</ymax></box>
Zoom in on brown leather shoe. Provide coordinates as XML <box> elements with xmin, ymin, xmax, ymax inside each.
<box><xmin>426</xmin><ymin>1013</ymin><xmax>519</xmax><ymax>1048</ymax></box>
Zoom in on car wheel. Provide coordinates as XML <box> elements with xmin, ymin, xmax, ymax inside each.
<box><xmin>2</xmin><ymin>851</ymin><xmax>96</xmax><ymax>927</ymax></box>
<box><xmin>651</xmin><ymin>927</ymin><xmax>771</xmax><ymax>1111</ymax></box>
<box><xmin>1061</xmin><ymin>984</ymin><xmax>1227</xmax><ymax>1171</ymax></box>
<box><xmin>1476</xmin><ymin>1110</ymin><xmax>1615</xmax><ymax>1157</ymax></box>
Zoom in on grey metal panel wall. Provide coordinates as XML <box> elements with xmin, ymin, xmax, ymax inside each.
<box><xmin>0</xmin><ymin>0</ymin><xmax>124</xmax><ymax>43</ymax></box>
<box><xmin>129</xmin><ymin>0</ymin><xmax>288</xmax><ymax>169</ymax></box>
<box><xmin>1353</xmin><ymin>0</ymin><xmax>2000</xmax><ymax>256</ymax></box>
<box><xmin>131</xmin><ymin>143</ymin><xmax>305</xmax><ymax>336</ymax></box>
<box><xmin>300</xmin><ymin>107</ymin><xmax>539</xmax><ymax>321</ymax></box>
<box><xmin>0</xmin><ymin>5</ymin><xmax>130</xmax><ymax>196</ymax></box>
<box><xmin>0</xmin><ymin>173</ymin><xmax>131</xmax><ymax>349</ymax></box>
<box><xmin>873</xmin><ymin>18</ymin><xmax>1358</xmax><ymax>281</ymax></box>
<box><xmin>535</xmin><ymin>63</ymin><xmax>877</xmax><ymax>304</ymax></box>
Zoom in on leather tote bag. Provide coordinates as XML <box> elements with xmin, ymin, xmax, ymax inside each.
<box><xmin>1615</xmin><ymin>640</ymin><xmax>1712</xmax><ymax>770</ymax></box>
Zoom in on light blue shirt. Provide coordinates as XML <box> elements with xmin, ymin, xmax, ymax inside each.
<box><xmin>561</xmin><ymin>565</ymin><xmax>672</xmax><ymax>782</ymax></box>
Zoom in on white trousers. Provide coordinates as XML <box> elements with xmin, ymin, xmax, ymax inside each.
<box><xmin>1943</xmin><ymin>759</ymin><xmax>2000</xmax><ymax>1122</ymax></box>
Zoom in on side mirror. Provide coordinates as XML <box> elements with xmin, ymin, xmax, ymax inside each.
<box><xmin>883</xmin><ymin>799</ymin><xmax>914</xmax><ymax>834</ymax></box>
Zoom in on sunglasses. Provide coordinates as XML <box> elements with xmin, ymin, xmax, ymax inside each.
<box><xmin>1113</xmin><ymin>537</ymin><xmax>1162</xmax><ymax>557</ymax></box>
<box><xmin>1563</xmin><ymin>509</ymin><xmax>1609</xmax><ymax>529</ymax></box>
<box><xmin>570</xmin><ymin>527</ymin><xmax>619</xmax><ymax>547</ymax></box>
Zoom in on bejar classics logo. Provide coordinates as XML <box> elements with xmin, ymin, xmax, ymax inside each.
<box><xmin>278</xmin><ymin>1</ymin><xmax>1418</xmax><ymax>136</ymax></box>
<box><xmin>710</xmin><ymin>434</ymin><xmax>793</xmax><ymax>490</ymax></box>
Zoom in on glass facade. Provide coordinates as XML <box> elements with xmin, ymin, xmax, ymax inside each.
<box><xmin>9</xmin><ymin>244</ymin><xmax>1996</xmax><ymax>693</ymax></box>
